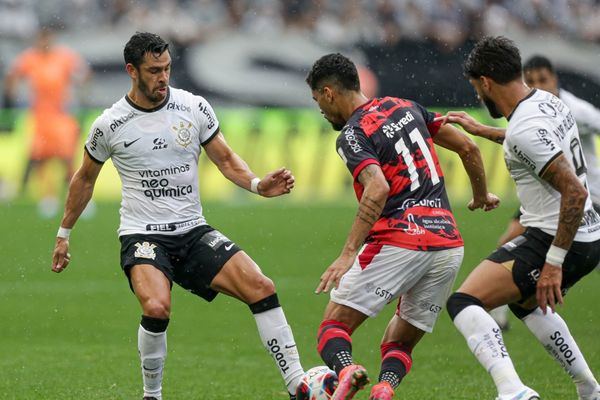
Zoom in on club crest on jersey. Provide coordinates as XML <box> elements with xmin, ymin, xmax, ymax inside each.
<box><xmin>172</xmin><ymin>121</ymin><xmax>193</xmax><ymax>148</ymax></box>
<box><xmin>134</xmin><ymin>242</ymin><xmax>157</xmax><ymax>260</ymax></box>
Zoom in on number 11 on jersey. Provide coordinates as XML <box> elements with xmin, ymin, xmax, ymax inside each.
<box><xmin>394</xmin><ymin>127</ymin><xmax>440</xmax><ymax>191</ymax></box>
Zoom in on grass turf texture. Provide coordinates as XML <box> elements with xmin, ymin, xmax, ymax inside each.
<box><xmin>1</xmin><ymin>200</ymin><xmax>599</xmax><ymax>399</ymax></box>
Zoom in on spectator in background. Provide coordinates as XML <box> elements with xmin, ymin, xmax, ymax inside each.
<box><xmin>3</xmin><ymin>27</ymin><xmax>90</xmax><ymax>217</ymax></box>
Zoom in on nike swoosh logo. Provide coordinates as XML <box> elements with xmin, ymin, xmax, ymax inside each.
<box><xmin>124</xmin><ymin>137</ymin><xmax>142</xmax><ymax>148</ymax></box>
<box><xmin>224</xmin><ymin>243</ymin><xmax>234</xmax><ymax>251</ymax></box>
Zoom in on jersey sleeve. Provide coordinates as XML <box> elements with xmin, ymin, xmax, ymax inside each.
<box><xmin>336</xmin><ymin>125</ymin><xmax>380</xmax><ymax>180</ymax></box>
<box><xmin>195</xmin><ymin>96</ymin><xmax>220</xmax><ymax>145</ymax></box>
<box><xmin>84</xmin><ymin>116</ymin><xmax>111</xmax><ymax>163</ymax></box>
<box><xmin>506</xmin><ymin>116</ymin><xmax>562</xmax><ymax>177</ymax></box>
<box><xmin>413</xmin><ymin>102</ymin><xmax>442</xmax><ymax>137</ymax></box>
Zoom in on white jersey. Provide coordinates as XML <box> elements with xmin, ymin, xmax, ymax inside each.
<box><xmin>85</xmin><ymin>87</ymin><xmax>219</xmax><ymax>236</ymax></box>
<box><xmin>559</xmin><ymin>89</ymin><xmax>600</xmax><ymax>205</ymax></box>
<box><xmin>505</xmin><ymin>89</ymin><xmax>600</xmax><ymax>242</ymax></box>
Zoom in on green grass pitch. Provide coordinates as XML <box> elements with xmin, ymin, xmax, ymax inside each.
<box><xmin>1</xmin><ymin>200</ymin><xmax>598</xmax><ymax>399</ymax></box>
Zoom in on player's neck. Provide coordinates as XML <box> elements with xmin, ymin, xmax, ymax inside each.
<box><xmin>501</xmin><ymin>82</ymin><xmax>533</xmax><ymax>119</ymax></box>
<box><xmin>344</xmin><ymin>92</ymin><xmax>370</xmax><ymax>120</ymax></box>
<box><xmin>127</xmin><ymin>88</ymin><xmax>163</xmax><ymax>110</ymax></box>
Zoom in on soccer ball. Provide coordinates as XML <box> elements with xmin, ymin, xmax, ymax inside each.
<box><xmin>296</xmin><ymin>365</ymin><xmax>338</xmax><ymax>400</ymax></box>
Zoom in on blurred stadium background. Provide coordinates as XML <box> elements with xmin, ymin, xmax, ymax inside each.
<box><xmin>1</xmin><ymin>1</ymin><xmax>599</xmax><ymax>399</ymax></box>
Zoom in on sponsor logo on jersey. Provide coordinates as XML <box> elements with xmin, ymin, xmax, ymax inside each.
<box><xmin>535</xmin><ymin>129</ymin><xmax>556</xmax><ymax>151</ymax></box>
<box><xmin>110</xmin><ymin>110</ymin><xmax>137</xmax><ymax>132</ymax></box>
<box><xmin>146</xmin><ymin>218</ymin><xmax>201</xmax><ymax>232</ymax></box>
<box><xmin>512</xmin><ymin>145</ymin><xmax>536</xmax><ymax>171</ymax></box>
<box><xmin>152</xmin><ymin>137</ymin><xmax>168</xmax><ymax>150</ymax></box>
<box><xmin>124</xmin><ymin>137</ymin><xmax>141</xmax><ymax>148</ymax></box>
<box><xmin>399</xmin><ymin>197</ymin><xmax>442</xmax><ymax>210</ymax></box>
<box><xmin>167</xmin><ymin>101</ymin><xmax>191</xmax><ymax>112</ymax></box>
<box><xmin>342</xmin><ymin>126</ymin><xmax>362</xmax><ymax>153</ymax></box>
<box><xmin>538</xmin><ymin>102</ymin><xmax>557</xmax><ymax>118</ymax></box>
<box><xmin>404</xmin><ymin>214</ymin><xmax>425</xmax><ymax>235</ymax></box>
<box><xmin>382</xmin><ymin>111</ymin><xmax>415</xmax><ymax>139</ymax></box>
<box><xmin>138</xmin><ymin>164</ymin><xmax>191</xmax><ymax>178</ymax></box>
<box><xmin>198</xmin><ymin>101</ymin><xmax>216</xmax><ymax>130</ymax></box>
<box><xmin>172</xmin><ymin>121</ymin><xmax>193</xmax><ymax>148</ymax></box>
<box><xmin>89</xmin><ymin>128</ymin><xmax>104</xmax><ymax>151</ymax></box>
<box><xmin>142</xmin><ymin>179</ymin><xmax>193</xmax><ymax>201</ymax></box>
<box><xmin>134</xmin><ymin>242</ymin><xmax>157</xmax><ymax>260</ymax></box>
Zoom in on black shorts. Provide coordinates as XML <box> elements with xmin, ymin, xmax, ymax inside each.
<box><xmin>119</xmin><ymin>224</ymin><xmax>242</xmax><ymax>301</ymax></box>
<box><xmin>487</xmin><ymin>227</ymin><xmax>600</xmax><ymax>302</ymax></box>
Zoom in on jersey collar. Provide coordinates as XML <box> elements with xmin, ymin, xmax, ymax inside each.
<box><xmin>125</xmin><ymin>87</ymin><xmax>171</xmax><ymax>113</ymax></box>
<box><xmin>507</xmin><ymin>88</ymin><xmax>536</xmax><ymax>121</ymax></box>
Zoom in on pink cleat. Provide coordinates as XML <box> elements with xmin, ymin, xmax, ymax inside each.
<box><xmin>331</xmin><ymin>364</ymin><xmax>370</xmax><ymax>400</ymax></box>
<box><xmin>369</xmin><ymin>381</ymin><xmax>394</xmax><ymax>400</ymax></box>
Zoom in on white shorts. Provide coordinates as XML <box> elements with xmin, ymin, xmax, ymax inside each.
<box><xmin>330</xmin><ymin>244</ymin><xmax>463</xmax><ymax>332</ymax></box>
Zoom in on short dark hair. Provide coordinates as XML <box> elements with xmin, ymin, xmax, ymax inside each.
<box><xmin>124</xmin><ymin>32</ymin><xmax>169</xmax><ymax>69</ymax></box>
<box><xmin>464</xmin><ymin>36</ymin><xmax>522</xmax><ymax>84</ymax></box>
<box><xmin>523</xmin><ymin>55</ymin><xmax>555</xmax><ymax>74</ymax></box>
<box><xmin>306</xmin><ymin>53</ymin><xmax>360</xmax><ymax>92</ymax></box>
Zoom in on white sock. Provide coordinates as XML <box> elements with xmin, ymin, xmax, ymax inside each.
<box><xmin>253</xmin><ymin>307</ymin><xmax>304</xmax><ymax>394</ymax></box>
<box><xmin>138</xmin><ymin>325</ymin><xmax>167</xmax><ymax>399</ymax></box>
<box><xmin>454</xmin><ymin>305</ymin><xmax>525</xmax><ymax>396</ymax></box>
<box><xmin>523</xmin><ymin>307</ymin><xmax>599</xmax><ymax>398</ymax></box>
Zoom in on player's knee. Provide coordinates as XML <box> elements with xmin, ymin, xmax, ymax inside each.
<box><xmin>252</xmin><ymin>274</ymin><xmax>276</xmax><ymax>298</ymax></box>
<box><xmin>446</xmin><ymin>292</ymin><xmax>483</xmax><ymax>321</ymax></box>
<box><xmin>142</xmin><ymin>298</ymin><xmax>171</xmax><ymax>319</ymax></box>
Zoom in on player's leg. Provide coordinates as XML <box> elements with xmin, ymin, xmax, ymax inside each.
<box><xmin>368</xmin><ymin>314</ymin><xmax>422</xmax><ymax>400</ymax></box>
<box><xmin>508</xmin><ymin>239</ymin><xmax>600</xmax><ymax>400</ymax></box>
<box><xmin>369</xmin><ymin>247</ymin><xmax>463</xmax><ymax>400</ymax></box>
<box><xmin>130</xmin><ymin>263</ymin><xmax>172</xmax><ymax>400</ymax></box>
<box><xmin>447</xmin><ymin>260</ymin><xmax>538</xmax><ymax>400</ymax></box>
<box><xmin>209</xmin><ymin>250</ymin><xmax>304</xmax><ymax>397</ymax></box>
<box><xmin>318</xmin><ymin>301</ymin><xmax>370</xmax><ymax>400</ymax></box>
<box><xmin>510</xmin><ymin>304</ymin><xmax>600</xmax><ymax>400</ymax></box>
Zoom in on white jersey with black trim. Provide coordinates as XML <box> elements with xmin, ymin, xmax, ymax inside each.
<box><xmin>85</xmin><ymin>87</ymin><xmax>219</xmax><ymax>236</ymax></box>
<box><xmin>559</xmin><ymin>89</ymin><xmax>600</xmax><ymax>205</ymax></box>
<box><xmin>504</xmin><ymin>89</ymin><xmax>600</xmax><ymax>241</ymax></box>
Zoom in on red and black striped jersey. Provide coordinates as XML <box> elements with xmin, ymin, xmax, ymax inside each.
<box><xmin>336</xmin><ymin>96</ymin><xmax>463</xmax><ymax>251</ymax></box>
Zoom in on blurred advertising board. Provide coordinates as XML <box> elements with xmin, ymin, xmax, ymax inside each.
<box><xmin>0</xmin><ymin>107</ymin><xmax>516</xmax><ymax>202</ymax></box>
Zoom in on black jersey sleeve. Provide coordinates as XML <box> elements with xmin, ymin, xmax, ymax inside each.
<box><xmin>413</xmin><ymin>102</ymin><xmax>443</xmax><ymax>137</ymax></box>
<box><xmin>336</xmin><ymin>125</ymin><xmax>381</xmax><ymax>179</ymax></box>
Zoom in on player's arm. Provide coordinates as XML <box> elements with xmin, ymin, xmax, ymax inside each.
<box><xmin>203</xmin><ymin>131</ymin><xmax>294</xmax><ymax>197</ymax></box>
<box><xmin>536</xmin><ymin>154</ymin><xmax>588</xmax><ymax>313</ymax></box>
<box><xmin>433</xmin><ymin>123</ymin><xmax>500</xmax><ymax>211</ymax></box>
<box><xmin>436</xmin><ymin>111</ymin><xmax>506</xmax><ymax>144</ymax></box>
<box><xmin>52</xmin><ymin>151</ymin><xmax>103</xmax><ymax>273</ymax></box>
<box><xmin>315</xmin><ymin>164</ymin><xmax>389</xmax><ymax>294</ymax></box>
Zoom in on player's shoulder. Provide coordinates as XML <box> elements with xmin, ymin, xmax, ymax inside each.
<box><xmin>509</xmin><ymin>90</ymin><xmax>557</xmax><ymax>125</ymax></box>
<box><xmin>168</xmin><ymin>87</ymin><xmax>211</xmax><ymax>108</ymax></box>
<box><xmin>92</xmin><ymin>97</ymin><xmax>135</xmax><ymax>133</ymax></box>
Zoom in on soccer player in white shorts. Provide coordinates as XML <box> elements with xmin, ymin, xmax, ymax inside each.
<box><xmin>305</xmin><ymin>53</ymin><xmax>499</xmax><ymax>400</ymax></box>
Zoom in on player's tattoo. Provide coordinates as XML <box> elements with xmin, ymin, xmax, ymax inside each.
<box><xmin>541</xmin><ymin>155</ymin><xmax>586</xmax><ymax>249</ymax></box>
<box><xmin>356</xmin><ymin>165</ymin><xmax>385</xmax><ymax>225</ymax></box>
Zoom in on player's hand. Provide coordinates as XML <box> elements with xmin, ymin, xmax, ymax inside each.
<box><xmin>52</xmin><ymin>238</ymin><xmax>71</xmax><ymax>273</ymax></box>
<box><xmin>536</xmin><ymin>262</ymin><xmax>563</xmax><ymax>314</ymax></box>
<box><xmin>468</xmin><ymin>192</ymin><xmax>500</xmax><ymax>211</ymax></box>
<box><xmin>435</xmin><ymin>111</ymin><xmax>484</xmax><ymax>136</ymax></box>
<box><xmin>257</xmin><ymin>167</ymin><xmax>295</xmax><ymax>197</ymax></box>
<box><xmin>315</xmin><ymin>255</ymin><xmax>354</xmax><ymax>294</ymax></box>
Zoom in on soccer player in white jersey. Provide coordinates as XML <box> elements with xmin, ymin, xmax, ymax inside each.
<box><xmin>444</xmin><ymin>54</ymin><xmax>600</xmax><ymax>331</ymax></box>
<box><xmin>441</xmin><ymin>36</ymin><xmax>600</xmax><ymax>400</ymax></box>
<box><xmin>50</xmin><ymin>32</ymin><xmax>306</xmax><ymax>400</ymax></box>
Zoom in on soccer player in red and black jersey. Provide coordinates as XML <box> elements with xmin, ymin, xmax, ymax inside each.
<box><xmin>305</xmin><ymin>53</ymin><xmax>499</xmax><ymax>400</ymax></box>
